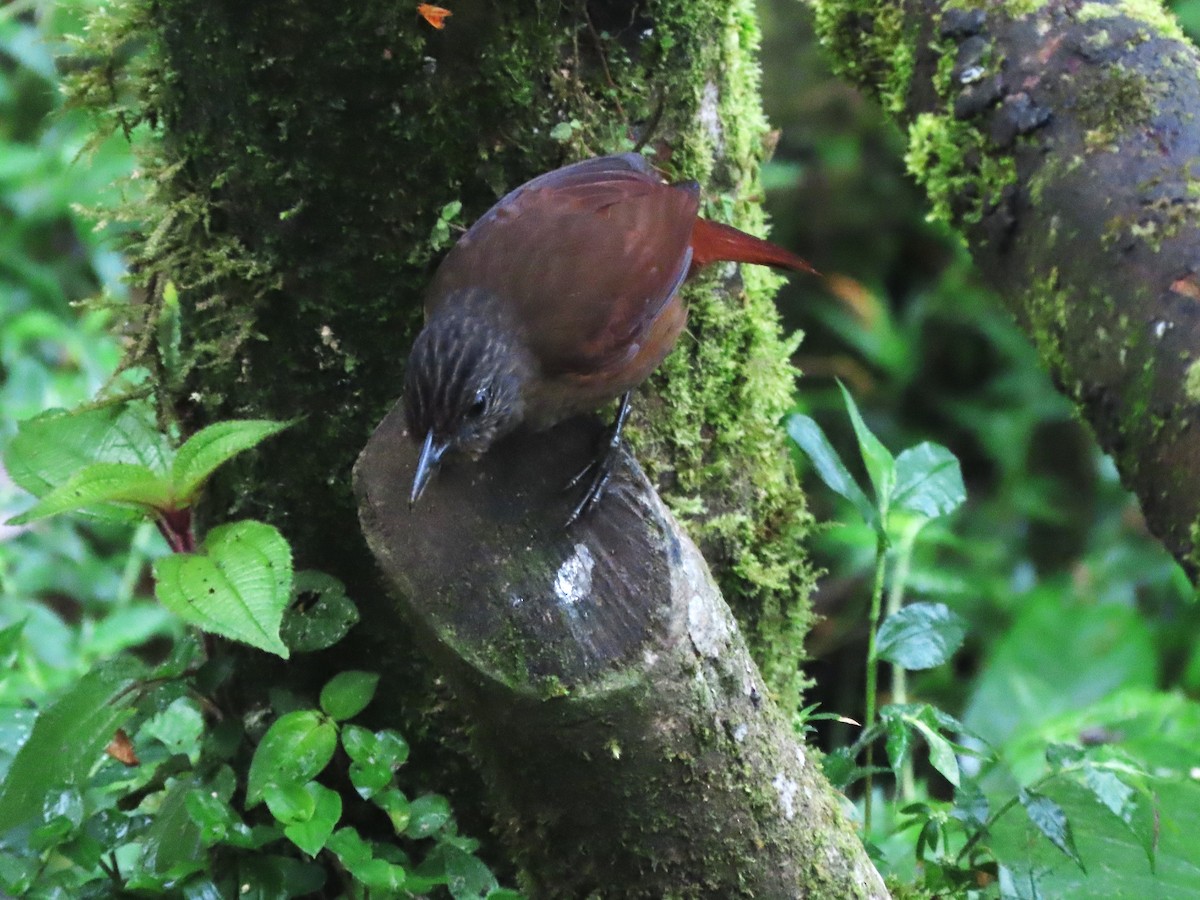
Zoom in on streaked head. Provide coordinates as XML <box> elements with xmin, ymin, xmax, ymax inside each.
<box><xmin>403</xmin><ymin>301</ymin><xmax>528</xmax><ymax>505</ymax></box>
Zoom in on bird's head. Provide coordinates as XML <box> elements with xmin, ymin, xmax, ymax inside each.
<box><xmin>403</xmin><ymin>299</ymin><xmax>528</xmax><ymax>505</ymax></box>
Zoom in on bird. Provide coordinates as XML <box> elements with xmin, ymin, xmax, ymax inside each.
<box><xmin>403</xmin><ymin>152</ymin><xmax>815</xmax><ymax>521</ymax></box>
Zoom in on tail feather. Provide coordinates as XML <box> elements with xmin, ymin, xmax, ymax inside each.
<box><xmin>690</xmin><ymin>217</ymin><xmax>818</xmax><ymax>276</ymax></box>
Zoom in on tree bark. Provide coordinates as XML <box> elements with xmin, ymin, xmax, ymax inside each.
<box><xmin>812</xmin><ymin>0</ymin><xmax>1200</xmax><ymax>579</ymax></box>
<box><xmin>355</xmin><ymin>403</ymin><xmax>886</xmax><ymax>897</ymax></box>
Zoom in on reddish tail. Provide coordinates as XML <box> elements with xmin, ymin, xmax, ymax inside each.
<box><xmin>689</xmin><ymin>217</ymin><xmax>818</xmax><ymax>276</ymax></box>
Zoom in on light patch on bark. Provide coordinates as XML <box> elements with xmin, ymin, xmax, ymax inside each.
<box><xmin>553</xmin><ymin>544</ymin><xmax>595</xmax><ymax>606</ymax></box>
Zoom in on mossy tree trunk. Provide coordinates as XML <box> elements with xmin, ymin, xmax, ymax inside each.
<box><xmin>812</xmin><ymin>0</ymin><xmax>1200</xmax><ymax>579</ymax></box>
<box><xmin>73</xmin><ymin>0</ymin><xmax>862</xmax><ymax>892</ymax></box>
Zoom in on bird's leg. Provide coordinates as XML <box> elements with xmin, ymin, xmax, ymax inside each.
<box><xmin>564</xmin><ymin>391</ymin><xmax>633</xmax><ymax>526</ymax></box>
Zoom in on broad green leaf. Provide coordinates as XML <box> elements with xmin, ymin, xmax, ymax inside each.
<box><xmin>264</xmin><ymin>781</ymin><xmax>317</xmax><ymax>825</ymax></box>
<box><xmin>431</xmin><ymin>843</ymin><xmax>499</xmax><ymax>900</ymax></box>
<box><xmin>1081</xmin><ymin>764</ymin><xmax>1137</xmax><ymax>825</ymax></box>
<box><xmin>171</xmin><ymin>419</ymin><xmax>292</xmax><ymax>503</ymax></box>
<box><xmin>319</xmin><ymin>670</ymin><xmax>379</xmax><ymax>722</ymax></box>
<box><xmin>876</xmin><ymin>602</ymin><xmax>967</xmax><ymax>670</ymax></box>
<box><xmin>154</xmin><ymin>520</ymin><xmax>293</xmax><ymax>657</ymax></box>
<box><xmin>893</xmin><ymin>441</ymin><xmax>966</xmax><ymax>519</ymax></box>
<box><xmin>245</xmin><ymin>710</ymin><xmax>337</xmax><ymax>807</ymax></box>
<box><xmin>374</xmin><ymin>789</ymin><xmax>412</xmax><ymax>833</ymax></box>
<box><xmin>138</xmin><ymin>776</ymin><xmax>206</xmax><ymax>880</ymax></box>
<box><xmin>281</xmin><ymin>570</ymin><xmax>360</xmax><ymax>652</ymax></box>
<box><xmin>838</xmin><ymin>381</ymin><xmax>896</xmax><ymax>519</ymax></box>
<box><xmin>185</xmin><ymin>789</ymin><xmax>239</xmax><ymax>846</ymax></box>
<box><xmin>328</xmin><ymin>827</ymin><xmax>407</xmax><ymax>889</ymax></box>
<box><xmin>882</xmin><ymin>709</ymin><xmax>913</xmax><ymax>774</ymax></box>
<box><xmin>406</xmin><ymin>794</ymin><xmax>452</xmax><ymax>839</ymax></box>
<box><xmin>1020</xmin><ymin>789</ymin><xmax>1083</xmax><ymax>868</ymax></box>
<box><xmin>0</xmin><ymin>656</ymin><xmax>144</xmax><ymax>831</ymax></box>
<box><xmin>785</xmin><ymin>413</ymin><xmax>877</xmax><ymax>530</ymax></box>
<box><xmin>909</xmin><ymin>715</ymin><xmax>960</xmax><ymax>787</ymax></box>
<box><xmin>8</xmin><ymin>462</ymin><xmax>172</xmax><ymax>525</ymax></box>
<box><xmin>952</xmin><ymin>779</ymin><xmax>989</xmax><ymax>830</ymax></box>
<box><xmin>283</xmin><ymin>782</ymin><xmax>342</xmax><ymax>857</ymax></box>
<box><xmin>5</xmin><ymin>404</ymin><xmax>169</xmax><ymax>502</ymax></box>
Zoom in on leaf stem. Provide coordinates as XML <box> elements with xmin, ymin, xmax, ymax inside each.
<box><xmin>886</xmin><ymin>518</ymin><xmax>924</xmax><ymax>802</ymax></box>
<box><xmin>863</xmin><ymin>536</ymin><xmax>888</xmax><ymax>832</ymax></box>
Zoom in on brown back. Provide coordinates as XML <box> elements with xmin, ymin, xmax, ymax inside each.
<box><xmin>426</xmin><ymin>154</ymin><xmax>698</xmax><ymax>377</ymax></box>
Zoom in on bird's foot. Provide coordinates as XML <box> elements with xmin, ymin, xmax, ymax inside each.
<box><xmin>563</xmin><ymin>392</ymin><xmax>632</xmax><ymax>527</ymax></box>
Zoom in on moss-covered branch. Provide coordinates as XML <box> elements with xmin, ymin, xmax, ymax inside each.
<box><xmin>356</xmin><ymin>408</ymin><xmax>885</xmax><ymax>897</ymax></box>
<box><xmin>812</xmin><ymin>0</ymin><xmax>1200</xmax><ymax>578</ymax></box>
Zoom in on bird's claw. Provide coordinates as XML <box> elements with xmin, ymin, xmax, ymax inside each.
<box><xmin>563</xmin><ymin>392</ymin><xmax>632</xmax><ymax>527</ymax></box>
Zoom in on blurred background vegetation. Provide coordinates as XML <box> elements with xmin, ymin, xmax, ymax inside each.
<box><xmin>3</xmin><ymin>0</ymin><xmax>1200</xmax><ymax>894</ymax></box>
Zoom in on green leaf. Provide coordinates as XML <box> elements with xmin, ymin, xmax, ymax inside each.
<box><xmin>328</xmin><ymin>827</ymin><xmax>407</xmax><ymax>889</ymax></box>
<box><xmin>406</xmin><ymin>794</ymin><xmax>452</xmax><ymax>839</ymax></box>
<box><xmin>9</xmin><ymin>462</ymin><xmax>173</xmax><ymax>524</ymax></box>
<box><xmin>281</xmin><ymin>570</ymin><xmax>360</xmax><ymax>652</ymax></box>
<box><xmin>245</xmin><ymin>710</ymin><xmax>337</xmax><ymax>807</ymax></box>
<box><xmin>171</xmin><ymin>419</ymin><xmax>292</xmax><ymax>504</ymax></box>
<box><xmin>154</xmin><ymin>520</ymin><xmax>293</xmax><ymax>657</ymax></box>
<box><xmin>283</xmin><ymin>782</ymin><xmax>342</xmax><ymax>857</ymax></box>
<box><xmin>374</xmin><ymin>789</ymin><xmax>412</xmax><ymax>833</ymax></box>
<box><xmin>875</xmin><ymin>602</ymin><xmax>967</xmax><ymax>670</ymax></box>
<box><xmin>1020</xmin><ymin>789</ymin><xmax>1084</xmax><ymax>868</ymax></box>
<box><xmin>430</xmin><ymin>843</ymin><xmax>499</xmax><ymax>900</ymax></box>
<box><xmin>838</xmin><ymin>381</ymin><xmax>896</xmax><ymax>520</ymax></box>
<box><xmin>1080</xmin><ymin>764</ymin><xmax>1138</xmax><ymax>825</ymax></box>
<box><xmin>263</xmin><ymin>782</ymin><xmax>317</xmax><ymax>825</ymax></box>
<box><xmin>952</xmin><ymin>779</ymin><xmax>989</xmax><ymax>831</ymax></box>
<box><xmin>0</xmin><ymin>656</ymin><xmax>144</xmax><ymax>831</ymax></box>
<box><xmin>138</xmin><ymin>776</ymin><xmax>206</xmax><ymax>880</ymax></box>
<box><xmin>5</xmin><ymin>404</ymin><xmax>169</xmax><ymax>502</ymax></box>
<box><xmin>319</xmin><ymin>670</ymin><xmax>379</xmax><ymax>722</ymax></box>
<box><xmin>344</xmin><ymin>726</ymin><xmax>409</xmax><ymax>798</ymax></box>
<box><xmin>184</xmin><ymin>789</ymin><xmax>239</xmax><ymax>846</ymax></box>
<box><xmin>882</xmin><ymin>709</ymin><xmax>913</xmax><ymax>774</ymax></box>
<box><xmin>785</xmin><ymin>413</ymin><xmax>877</xmax><ymax>531</ymax></box>
<box><xmin>893</xmin><ymin>441</ymin><xmax>966</xmax><ymax>519</ymax></box>
<box><xmin>908</xmin><ymin>715</ymin><xmax>960</xmax><ymax>787</ymax></box>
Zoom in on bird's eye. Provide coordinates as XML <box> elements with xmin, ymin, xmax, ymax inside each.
<box><xmin>467</xmin><ymin>390</ymin><xmax>488</xmax><ymax>419</ymax></box>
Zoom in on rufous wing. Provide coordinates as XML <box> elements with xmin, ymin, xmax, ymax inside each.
<box><xmin>427</xmin><ymin>154</ymin><xmax>699</xmax><ymax>377</ymax></box>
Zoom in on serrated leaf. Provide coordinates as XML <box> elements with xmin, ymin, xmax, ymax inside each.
<box><xmin>785</xmin><ymin>413</ymin><xmax>877</xmax><ymax>531</ymax></box>
<box><xmin>171</xmin><ymin>419</ymin><xmax>292</xmax><ymax>503</ymax></box>
<box><xmin>838</xmin><ymin>381</ymin><xmax>896</xmax><ymax>519</ymax></box>
<box><xmin>319</xmin><ymin>671</ymin><xmax>379</xmax><ymax>722</ymax></box>
<box><xmin>1020</xmin><ymin>789</ymin><xmax>1083</xmax><ymax>868</ymax></box>
<box><xmin>5</xmin><ymin>404</ymin><xmax>170</xmax><ymax>502</ymax></box>
<box><xmin>9</xmin><ymin>462</ymin><xmax>173</xmax><ymax>525</ymax></box>
<box><xmin>154</xmin><ymin>520</ymin><xmax>292</xmax><ymax>657</ymax></box>
<box><xmin>245</xmin><ymin>710</ymin><xmax>337</xmax><ymax>807</ymax></box>
<box><xmin>283</xmin><ymin>782</ymin><xmax>341</xmax><ymax>857</ymax></box>
<box><xmin>0</xmin><ymin>657</ymin><xmax>144</xmax><ymax>831</ymax></box>
<box><xmin>876</xmin><ymin>602</ymin><xmax>967</xmax><ymax>670</ymax></box>
<box><xmin>281</xmin><ymin>571</ymin><xmax>359</xmax><ymax>652</ymax></box>
<box><xmin>893</xmin><ymin>441</ymin><xmax>965</xmax><ymax>519</ymax></box>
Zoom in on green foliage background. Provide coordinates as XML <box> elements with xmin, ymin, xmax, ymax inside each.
<box><xmin>2</xmin><ymin>0</ymin><xmax>1200</xmax><ymax>897</ymax></box>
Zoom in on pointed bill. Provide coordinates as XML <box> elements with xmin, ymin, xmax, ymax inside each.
<box><xmin>410</xmin><ymin>430</ymin><xmax>448</xmax><ymax>506</ymax></box>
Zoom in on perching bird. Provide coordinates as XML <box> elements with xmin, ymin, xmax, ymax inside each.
<box><xmin>404</xmin><ymin>152</ymin><xmax>815</xmax><ymax>520</ymax></box>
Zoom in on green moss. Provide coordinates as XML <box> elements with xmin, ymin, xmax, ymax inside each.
<box><xmin>811</xmin><ymin>1</ymin><xmax>915</xmax><ymax>115</ymax></box>
<box><xmin>1078</xmin><ymin>0</ymin><xmax>1186</xmax><ymax>42</ymax></box>
<box><xmin>904</xmin><ymin>112</ymin><xmax>1016</xmax><ymax>228</ymax></box>
<box><xmin>1184</xmin><ymin>359</ymin><xmax>1200</xmax><ymax>404</ymax></box>
<box><xmin>1073</xmin><ymin>63</ymin><xmax>1158</xmax><ymax>151</ymax></box>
